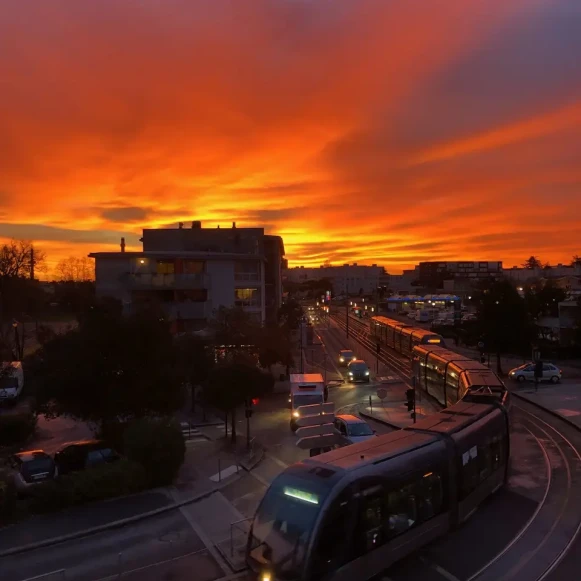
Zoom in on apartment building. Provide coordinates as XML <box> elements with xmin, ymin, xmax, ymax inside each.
<box><xmin>89</xmin><ymin>221</ymin><xmax>285</xmax><ymax>331</ymax></box>
<box><xmin>503</xmin><ymin>263</ymin><xmax>581</xmax><ymax>283</ymax></box>
<box><xmin>284</xmin><ymin>263</ymin><xmax>385</xmax><ymax>295</ymax></box>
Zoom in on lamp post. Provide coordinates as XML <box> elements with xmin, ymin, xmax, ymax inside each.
<box><xmin>345</xmin><ymin>301</ymin><xmax>349</xmax><ymax>338</ymax></box>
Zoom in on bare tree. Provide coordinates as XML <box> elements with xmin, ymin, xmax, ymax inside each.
<box><xmin>0</xmin><ymin>240</ymin><xmax>46</xmax><ymax>279</ymax></box>
<box><xmin>53</xmin><ymin>256</ymin><xmax>95</xmax><ymax>282</ymax></box>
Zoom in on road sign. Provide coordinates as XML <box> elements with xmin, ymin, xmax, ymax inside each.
<box><xmin>297</xmin><ymin>402</ymin><xmax>334</xmax><ymax>416</ymax></box>
<box><xmin>477</xmin><ymin>341</ymin><xmax>485</xmax><ymax>350</ymax></box>
<box><xmin>376</xmin><ymin>387</ymin><xmax>388</xmax><ymax>400</ymax></box>
<box><xmin>296</xmin><ymin>413</ymin><xmax>335</xmax><ymax>428</ymax></box>
<box><xmin>296</xmin><ymin>432</ymin><xmax>345</xmax><ymax>450</ymax></box>
<box><xmin>296</xmin><ymin>424</ymin><xmax>340</xmax><ymax>439</ymax></box>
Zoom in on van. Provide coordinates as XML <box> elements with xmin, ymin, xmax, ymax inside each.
<box><xmin>289</xmin><ymin>373</ymin><xmax>325</xmax><ymax>430</ymax></box>
<box><xmin>0</xmin><ymin>362</ymin><xmax>24</xmax><ymax>403</ymax></box>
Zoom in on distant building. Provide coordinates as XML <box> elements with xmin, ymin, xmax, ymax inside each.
<box><xmin>284</xmin><ymin>263</ymin><xmax>385</xmax><ymax>295</ymax></box>
<box><xmin>89</xmin><ymin>221</ymin><xmax>285</xmax><ymax>331</ymax></box>
<box><xmin>417</xmin><ymin>261</ymin><xmax>503</xmax><ymax>292</ymax></box>
<box><xmin>504</xmin><ymin>263</ymin><xmax>581</xmax><ymax>283</ymax></box>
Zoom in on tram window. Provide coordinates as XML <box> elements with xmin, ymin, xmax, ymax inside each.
<box><xmin>310</xmin><ymin>491</ymin><xmax>354</xmax><ymax>578</ymax></box>
<box><xmin>354</xmin><ymin>484</ymin><xmax>386</xmax><ymax>556</ymax></box>
<box><xmin>387</xmin><ymin>485</ymin><xmax>417</xmax><ymax>538</ymax></box>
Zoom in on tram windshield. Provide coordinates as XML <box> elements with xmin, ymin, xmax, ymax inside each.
<box><xmin>248</xmin><ymin>473</ymin><xmax>330</xmax><ymax>580</ymax></box>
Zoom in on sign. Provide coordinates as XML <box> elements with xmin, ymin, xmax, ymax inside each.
<box><xmin>376</xmin><ymin>388</ymin><xmax>388</xmax><ymax>400</ymax></box>
<box><xmin>296</xmin><ymin>432</ymin><xmax>345</xmax><ymax>450</ymax></box>
<box><xmin>296</xmin><ymin>423</ymin><xmax>340</xmax><ymax>439</ymax></box>
<box><xmin>296</xmin><ymin>413</ymin><xmax>335</xmax><ymax>428</ymax></box>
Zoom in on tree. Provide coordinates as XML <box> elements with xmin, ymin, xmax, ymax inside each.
<box><xmin>0</xmin><ymin>240</ymin><xmax>46</xmax><ymax>278</ymax></box>
<box><xmin>278</xmin><ymin>298</ymin><xmax>302</xmax><ymax>332</ymax></box>
<box><xmin>257</xmin><ymin>323</ymin><xmax>294</xmax><ymax>371</ymax></box>
<box><xmin>211</xmin><ymin>306</ymin><xmax>260</xmax><ymax>349</ymax></box>
<box><xmin>36</xmin><ymin>302</ymin><xmax>184</xmax><ymax>429</ymax></box>
<box><xmin>525</xmin><ymin>279</ymin><xmax>566</xmax><ymax>319</ymax></box>
<box><xmin>53</xmin><ymin>256</ymin><xmax>95</xmax><ymax>282</ymax></box>
<box><xmin>474</xmin><ymin>279</ymin><xmax>535</xmax><ymax>374</ymax></box>
<box><xmin>174</xmin><ymin>334</ymin><xmax>214</xmax><ymax>411</ymax></box>
<box><xmin>571</xmin><ymin>255</ymin><xmax>581</xmax><ymax>267</ymax></box>
<box><xmin>204</xmin><ymin>362</ymin><xmax>274</xmax><ymax>443</ymax></box>
<box><xmin>51</xmin><ymin>281</ymin><xmax>96</xmax><ymax>316</ymax></box>
<box><xmin>522</xmin><ymin>256</ymin><xmax>542</xmax><ymax>269</ymax></box>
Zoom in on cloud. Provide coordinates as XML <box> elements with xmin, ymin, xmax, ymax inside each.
<box><xmin>0</xmin><ymin>0</ymin><xmax>580</xmax><ymax>275</ymax></box>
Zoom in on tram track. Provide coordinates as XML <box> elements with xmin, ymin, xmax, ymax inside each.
<box><xmin>329</xmin><ymin>313</ymin><xmax>411</xmax><ymax>379</ymax></box>
<box><xmin>466</xmin><ymin>401</ymin><xmax>581</xmax><ymax>581</ymax></box>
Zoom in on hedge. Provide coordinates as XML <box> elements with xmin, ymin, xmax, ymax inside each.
<box><xmin>27</xmin><ymin>459</ymin><xmax>148</xmax><ymax>514</ymax></box>
<box><xmin>123</xmin><ymin>418</ymin><xmax>186</xmax><ymax>487</ymax></box>
<box><xmin>0</xmin><ymin>409</ymin><xmax>37</xmax><ymax>445</ymax></box>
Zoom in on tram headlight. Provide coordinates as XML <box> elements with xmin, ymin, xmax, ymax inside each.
<box><xmin>262</xmin><ymin>573</ymin><xmax>272</xmax><ymax>581</ymax></box>
<box><xmin>340</xmin><ymin>357</ymin><xmax>344</xmax><ymax>362</ymax></box>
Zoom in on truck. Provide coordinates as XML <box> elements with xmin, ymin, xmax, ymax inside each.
<box><xmin>289</xmin><ymin>373</ymin><xmax>326</xmax><ymax>430</ymax></box>
<box><xmin>0</xmin><ymin>361</ymin><xmax>24</xmax><ymax>403</ymax></box>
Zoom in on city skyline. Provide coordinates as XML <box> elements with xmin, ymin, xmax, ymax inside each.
<box><xmin>1</xmin><ymin>0</ymin><xmax>580</xmax><ymax>275</ymax></box>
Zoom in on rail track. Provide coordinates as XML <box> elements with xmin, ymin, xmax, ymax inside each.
<box><xmin>466</xmin><ymin>400</ymin><xmax>581</xmax><ymax>581</ymax></box>
<box><xmin>330</xmin><ymin>313</ymin><xmax>411</xmax><ymax>379</ymax></box>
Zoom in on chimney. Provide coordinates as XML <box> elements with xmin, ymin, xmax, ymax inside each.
<box><xmin>178</xmin><ymin>222</ymin><xmax>184</xmax><ymax>229</ymax></box>
<box><xmin>232</xmin><ymin>221</ymin><xmax>236</xmax><ymax>228</ymax></box>
<box><xmin>192</xmin><ymin>220</ymin><xmax>201</xmax><ymax>229</ymax></box>
<box><xmin>120</xmin><ymin>237</ymin><xmax>126</xmax><ymax>252</ymax></box>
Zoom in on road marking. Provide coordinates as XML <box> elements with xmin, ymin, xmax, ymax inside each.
<box><xmin>248</xmin><ymin>469</ymin><xmax>270</xmax><ymax>487</ymax></box>
<box><xmin>420</xmin><ymin>556</ymin><xmax>462</xmax><ymax>581</ymax></box>
<box><xmin>167</xmin><ymin>490</ymin><xmax>231</xmax><ymax>576</ymax></box>
<box><xmin>209</xmin><ymin>465</ymin><xmax>239</xmax><ymax>482</ymax></box>
<box><xmin>267</xmin><ymin>453</ymin><xmax>289</xmax><ymax>470</ymax></box>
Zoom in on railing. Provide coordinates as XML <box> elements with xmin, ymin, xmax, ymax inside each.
<box><xmin>124</xmin><ymin>273</ymin><xmax>207</xmax><ymax>288</ymax></box>
<box><xmin>230</xmin><ymin>517</ymin><xmax>253</xmax><ymax>557</ymax></box>
<box><xmin>235</xmin><ymin>272</ymin><xmax>261</xmax><ymax>282</ymax></box>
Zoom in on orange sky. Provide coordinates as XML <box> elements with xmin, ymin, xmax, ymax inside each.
<box><xmin>1</xmin><ymin>0</ymin><xmax>580</xmax><ymax>276</ymax></box>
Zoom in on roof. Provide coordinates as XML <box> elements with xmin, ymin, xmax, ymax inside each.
<box><xmin>336</xmin><ymin>414</ymin><xmax>366</xmax><ymax>424</ymax></box>
<box><xmin>289</xmin><ymin>373</ymin><xmax>324</xmax><ymax>384</ymax></box>
<box><xmin>13</xmin><ymin>450</ymin><xmax>49</xmax><ymax>460</ymax></box>
<box><xmin>88</xmin><ymin>251</ymin><xmax>266</xmax><ymax>261</ymax></box>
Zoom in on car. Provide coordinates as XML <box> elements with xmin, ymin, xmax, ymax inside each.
<box><xmin>4</xmin><ymin>450</ymin><xmax>57</xmax><ymax>494</ymax></box>
<box><xmin>338</xmin><ymin>349</ymin><xmax>356</xmax><ymax>366</ymax></box>
<box><xmin>347</xmin><ymin>359</ymin><xmax>370</xmax><ymax>382</ymax></box>
<box><xmin>508</xmin><ymin>362</ymin><xmax>562</xmax><ymax>384</ymax></box>
<box><xmin>334</xmin><ymin>415</ymin><xmax>377</xmax><ymax>444</ymax></box>
<box><xmin>54</xmin><ymin>440</ymin><xmax>121</xmax><ymax>475</ymax></box>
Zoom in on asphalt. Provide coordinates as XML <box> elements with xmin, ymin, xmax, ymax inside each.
<box><xmin>0</xmin><ymin>490</ymin><xmax>172</xmax><ymax>555</ymax></box>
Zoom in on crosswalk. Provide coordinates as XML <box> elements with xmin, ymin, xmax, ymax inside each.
<box><xmin>180</xmin><ymin>422</ymin><xmax>208</xmax><ymax>443</ymax></box>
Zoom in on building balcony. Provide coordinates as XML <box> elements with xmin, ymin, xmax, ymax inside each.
<box><xmin>123</xmin><ymin>272</ymin><xmax>209</xmax><ymax>289</ymax></box>
<box><xmin>235</xmin><ymin>272</ymin><xmax>261</xmax><ymax>283</ymax></box>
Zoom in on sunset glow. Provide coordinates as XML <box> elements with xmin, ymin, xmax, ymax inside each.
<box><xmin>1</xmin><ymin>0</ymin><xmax>580</xmax><ymax>275</ymax></box>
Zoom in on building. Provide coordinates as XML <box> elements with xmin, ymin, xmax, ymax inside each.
<box><xmin>418</xmin><ymin>261</ymin><xmax>503</xmax><ymax>289</ymax></box>
<box><xmin>89</xmin><ymin>221</ymin><xmax>285</xmax><ymax>331</ymax></box>
<box><xmin>284</xmin><ymin>263</ymin><xmax>385</xmax><ymax>295</ymax></box>
<box><xmin>503</xmin><ymin>263</ymin><xmax>581</xmax><ymax>283</ymax></box>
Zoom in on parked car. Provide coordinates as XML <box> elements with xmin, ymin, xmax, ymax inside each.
<box><xmin>338</xmin><ymin>349</ymin><xmax>356</xmax><ymax>366</ymax></box>
<box><xmin>508</xmin><ymin>362</ymin><xmax>562</xmax><ymax>384</ymax></box>
<box><xmin>54</xmin><ymin>440</ymin><xmax>121</xmax><ymax>475</ymax></box>
<box><xmin>0</xmin><ymin>361</ymin><xmax>24</xmax><ymax>403</ymax></box>
<box><xmin>347</xmin><ymin>359</ymin><xmax>370</xmax><ymax>383</ymax></box>
<box><xmin>334</xmin><ymin>415</ymin><xmax>376</xmax><ymax>444</ymax></box>
<box><xmin>4</xmin><ymin>450</ymin><xmax>57</xmax><ymax>494</ymax></box>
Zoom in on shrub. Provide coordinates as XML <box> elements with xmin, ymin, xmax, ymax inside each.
<box><xmin>0</xmin><ymin>409</ymin><xmax>37</xmax><ymax>445</ymax></box>
<box><xmin>27</xmin><ymin>459</ymin><xmax>148</xmax><ymax>514</ymax></box>
<box><xmin>123</xmin><ymin>417</ymin><xmax>186</xmax><ymax>487</ymax></box>
<box><xmin>0</xmin><ymin>478</ymin><xmax>29</xmax><ymax>523</ymax></box>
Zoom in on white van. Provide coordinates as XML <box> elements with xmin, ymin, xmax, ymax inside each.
<box><xmin>0</xmin><ymin>362</ymin><xmax>24</xmax><ymax>402</ymax></box>
<box><xmin>289</xmin><ymin>373</ymin><xmax>325</xmax><ymax>430</ymax></box>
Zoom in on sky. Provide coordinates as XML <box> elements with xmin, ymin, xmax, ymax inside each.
<box><xmin>1</xmin><ymin>0</ymin><xmax>580</xmax><ymax>276</ymax></box>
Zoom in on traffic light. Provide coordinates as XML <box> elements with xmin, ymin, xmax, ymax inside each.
<box><xmin>405</xmin><ymin>388</ymin><xmax>415</xmax><ymax>412</ymax></box>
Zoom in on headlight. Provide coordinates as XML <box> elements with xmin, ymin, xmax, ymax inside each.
<box><xmin>262</xmin><ymin>573</ymin><xmax>272</xmax><ymax>581</ymax></box>
<box><xmin>365</xmin><ymin>371</ymin><xmax>370</xmax><ymax>376</ymax></box>
<box><xmin>352</xmin><ymin>356</ymin><xmax>357</xmax><ymax>360</ymax></box>
<box><xmin>293</xmin><ymin>411</ymin><xmax>299</xmax><ymax>418</ymax></box>
<box><xmin>340</xmin><ymin>357</ymin><xmax>344</xmax><ymax>362</ymax></box>
<box><xmin>348</xmin><ymin>371</ymin><xmax>353</xmax><ymax>376</ymax></box>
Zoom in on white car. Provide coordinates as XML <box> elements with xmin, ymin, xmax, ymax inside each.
<box><xmin>509</xmin><ymin>363</ymin><xmax>562</xmax><ymax>384</ymax></box>
<box><xmin>334</xmin><ymin>415</ymin><xmax>377</xmax><ymax>445</ymax></box>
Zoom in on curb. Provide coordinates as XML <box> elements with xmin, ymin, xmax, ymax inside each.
<box><xmin>0</xmin><ymin>481</ymin><xmax>233</xmax><ymax>559</ymax></box>
<box><xmin>359</xmin><ymin>410</ymin><xmax>404</xmax><ymax>431</ymax></box>
<box><xmin>511</xmin><ymin>391</ymin><xmax>581</xmax><ymax>433</ymax></box>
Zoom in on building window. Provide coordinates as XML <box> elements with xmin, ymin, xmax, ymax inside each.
<box><xmin>175</xmin><ymin>289</ymin><xmax>208</xmax><ymax>303</ymax></box>
<box><xmin>157</xmin><ymin>260</ymin><xmax>175</xmax><ymax>275</ymax></box>
<box><xmin>183</xmin><ymin>260</ymin><xmax>204</xmax><ymax>274</ymax></box>
<box><xmin>235</xmin><ymin>288</ymin><xmax>260</xmax><ymax>307</ymax></box>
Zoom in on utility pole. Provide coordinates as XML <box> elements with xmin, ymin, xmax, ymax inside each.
<box><xmin>30</xmin><ymin>245</ymin><xmax>34</xmax><ymax>280</ymax></box>
<box><xmin>346</xmin><ymin>301</ymin><xmax>349</xmax><ymax>338</ymax></box>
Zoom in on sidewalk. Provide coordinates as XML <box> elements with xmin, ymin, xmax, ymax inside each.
<box><xmin>359</xmin><ymin>383</ymin><xmax>442</xmax><ymax>429</ymax></box>
<box><xmin>511</xmin><ymin>381</ymin><xmax>581</xmax><ymax>429</ymax></box>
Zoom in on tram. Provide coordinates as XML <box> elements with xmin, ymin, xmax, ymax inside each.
<box><xmin>412</xmin><ymin>344</ymin><xmax>509</xmax><ymax>409</ymax></box>
<box><xmin>246</xmin><ymin>397</ymin><xmax>509</xmax><ymax>581</ymax></box>
<box><xmin>369</xmin><ymin>315</ymin><xmax>445</xmax><ymax>358</ymax></box>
